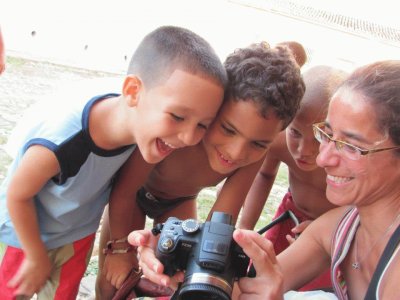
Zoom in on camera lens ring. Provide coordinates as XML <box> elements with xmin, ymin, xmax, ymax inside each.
<box><xmin>181</xmin><ymin>272</ymin><xmax>232</xmax><ymax>296</ymax></box>
<box><xmin>179</xmin><ymin>283</ymin><xmax>230</xmax><ymax>300</ymax></box>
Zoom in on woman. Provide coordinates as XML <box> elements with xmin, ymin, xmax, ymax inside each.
<box><xmin>129</xmin><ymin>60</ymin><xmax>400</xmax><ymax>299</ymax></box>
<box><xmin>233</xmin><ymin>60</ymin><xmax>400</xmax><ymax>299</ymax></box>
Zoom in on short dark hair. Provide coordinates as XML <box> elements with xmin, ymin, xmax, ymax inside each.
<box><xmin>224</xmin><ymin>42</ymin><xmax>305</xmax><ymax>129</ymax></box>
<box><xmin>339</xmin><ymin>60</ymin><xmax>400</xmax><ymax>151</ymax></box>
<box><xmin>127</xmin><ymin>26</ymin><xmax>227</xmax><ymax>89</ymax></box>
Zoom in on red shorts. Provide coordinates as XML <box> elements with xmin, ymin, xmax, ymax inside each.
<box><xmin>0</xmin><ymin>233</ymin><xmax>95</xmax><ymax>300</ymax></box>
<box><xmin>265</xmin><ymin>192</ymin><xmax>332</xmax><ymax>291</ymax></box>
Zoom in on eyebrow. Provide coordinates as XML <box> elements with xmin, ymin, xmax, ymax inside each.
<box><xmin>325</xmin><ymin>122</ymin><xmax>371</xmax><ymax>144</ymax></box>
<box><xmin>224</xmin><ymin>120</ymin><xmax>273</xmax><ymax>144</ymax></box>
<box><xmin>173</xmin><ymin>105</ymin><xmax>216</xmax><ymax>123</ymax></box>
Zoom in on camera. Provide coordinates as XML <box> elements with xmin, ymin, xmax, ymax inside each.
<box><xmin>153</xmin><ymin>211</ymin><xmax>249</xmax><ymax>300</ymax></box>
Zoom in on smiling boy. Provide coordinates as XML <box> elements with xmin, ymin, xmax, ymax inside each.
<box><xmin>96</xmin><ymin>42</ymin><xmax>305</xmax><ymax>299</ymax></box>
<box><xmin>0</xmin><ymin>25</ymin><xmax>226</xmax><ymax>299</ymax></box>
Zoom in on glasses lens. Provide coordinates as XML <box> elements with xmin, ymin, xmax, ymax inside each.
<box><xmin>339</xmin><ymin>142</ymin><xmax>360</xmax><ymax>160</ymax></box>
<box><xmin>313</xmin><ymin>123</ymin><xmax>361</xmax><ymax>160</ymax></box>
<box><xmin>314</xmin><ymin>126</ymin><xmax>328</xmax><ymax>144</ymax></box>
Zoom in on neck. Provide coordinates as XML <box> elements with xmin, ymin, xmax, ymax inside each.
<box><xmin>89</xmin><ymin>96</ymin><xmax>135</xmax><ymax>149</ymax></box>
<box><xmin>357</xmin><ymin>198</ymin><xmax>400</xmax><ymax>236</ymax></box>
<box><xmin>352</xmin><ymin>211</ymin><xmax>400</xmax><ymax>271</ymax></box>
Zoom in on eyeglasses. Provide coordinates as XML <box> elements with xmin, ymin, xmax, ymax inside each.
<box><xmin>312</xmin><ymin>122</ymin><xmax>400</xmax><ymax>160</ymax></box>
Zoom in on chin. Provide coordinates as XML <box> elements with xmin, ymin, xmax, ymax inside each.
<box><xmin>210</xmin><ymin>161</ymin><xmax>236</xmax><ymax>175</ymax></box>
<box><xmin>140</xmin><ymin>150</ymin><xmax>163</xmax><ymax>164</ymax></box>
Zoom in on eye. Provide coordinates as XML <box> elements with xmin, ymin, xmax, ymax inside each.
<box><xmin>221</xmin><ymin>123</ymin><xmax>235</xmax><ymax>135</ymax></box>
<box><xmin>197</xmin><ymin>123</ymin><xmax>208</xmax><ymax>130</ymax></box>
<box><xmin>320</xmin><ymin>131</ymin><xmax>332</xmax><ymax>143</ymax></box>
<box><xmin>170</xmin><ymin>113</ymin><xmax>184</xmax><ymax>122</ymax></box>
<box><xmin>288</xmin><ymin>128</ymin><xmax>301</xmax><ymax>138</ymax></box>
<box><xmin>252</xmin><ymin>142</ymin><xmax>268</xmax><ymax>150</ymax></box>
<box><xmin>341</xmin><ymin>142</ymin><xmax>360</xmax><ymax>154</ymax></box>
<box><xmin>319</xmin><ymin>128</ymin><xmax>334</xmax><ymax>142</ymax></box>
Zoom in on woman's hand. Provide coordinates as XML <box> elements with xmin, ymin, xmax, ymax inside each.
<box><xmin>233</xmin><ymin>229</ymin><xmax>284</xmax><ymax>300</ymax></box>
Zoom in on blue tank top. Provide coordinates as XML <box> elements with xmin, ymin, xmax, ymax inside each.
<box><xmin>0</xmin><ymin>94</ymin><xmax>135</xmax><ymax>249</ymax></box>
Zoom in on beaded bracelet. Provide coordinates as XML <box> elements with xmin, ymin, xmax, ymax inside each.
<box><xmin>103</xmin><ymin>237</ymin><xmax>134</xmax><ymax>255</ymax></box>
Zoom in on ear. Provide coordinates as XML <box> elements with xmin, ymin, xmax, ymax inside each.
<box><xmin>122</xmin><ymin>75</ymin><xmax>143</xmax><ymax>107</ymax></box>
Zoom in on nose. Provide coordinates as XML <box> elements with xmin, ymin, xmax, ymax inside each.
<box><xmin>298</xmin><ymin>138</ymin><xmax>318</xmax><ymax>158</ymax></box>
<box><xmin>226</xmin><ymin>140</ymin><xmax>247</xmax><ymax>161</ymax></box>
<box><xmin>316</xmin><ymin>141</ymin><xmax>340</xmax><ymax>168</ymax></box>
<box><xmin>178</xmin><ymin>125</ymin><xmax>203</xmax><ymax>146</ymax></box>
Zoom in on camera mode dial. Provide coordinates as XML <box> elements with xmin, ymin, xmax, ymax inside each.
<box><xmin>159</xmin><ymin>237</ymin><xmax>175</xmax><ymax>252</ymax></box>
<box><xmin>182</xmin><ymin>219</ymin><xmax>200</xmax><ymax>235</ymax></box>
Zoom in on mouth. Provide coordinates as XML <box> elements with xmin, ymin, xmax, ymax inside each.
<box><xmin>217</xmin><ymin>150</ymin><xmax>235</xmax><ymax>168</ymax></box>
<box><xmin>156</xmin><ymin>138</ymin><xmax>179</xmax><ymax>156</ymax></box>
<box><xmin>327</xmin><ymin>174</ymin><xmax>353</xmax><ymax>184</ymax></box>
<box><xmin>296</xmin><ymin>157</ymin><xmax>314</xmax><ymax>165</ymax></box>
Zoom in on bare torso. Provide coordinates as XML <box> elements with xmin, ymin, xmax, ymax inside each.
<box><xmin>275</xmin><ymin>142</ymin><xmax>336</xmax><ymax>219</ymax></box>
<box><xmin>144</xmin><ymin>143</ymin><xmax>228</xmax><ymax>200</ymax></box>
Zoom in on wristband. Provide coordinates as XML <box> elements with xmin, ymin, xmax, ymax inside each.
<box><xmin>103</xmin><ymin>237</ymin><xmax>135</xmax><ymax>255</ymax></box>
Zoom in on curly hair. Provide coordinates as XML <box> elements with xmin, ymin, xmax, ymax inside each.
<box><xmin>224</xmin><ymin>42</ymin><xmax>305</xmax><ymax>129</ymax></box>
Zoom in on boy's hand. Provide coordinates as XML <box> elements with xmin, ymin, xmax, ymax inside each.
<box><xmin>233</xmin><ymin>229</ymin><xmax>284</xmax><ymax>300</ymax></box>
<box><xmin>128</xmin><ymin>229</ymin><xmax>183</xmax><ymax>290</ymax></box>
<box><xmin>103</xmin><ymin>252</ymin><xmax>138</xmax><ymax>289</ymax></box>
<box><xmin>8</xmin><ymin>255</ymin><xmax>51</xmax><ymax>297</ymax></box>
<box><xmin>287</xmin><ymin>220</ymin><xmax>312</xmax><ymax>245</ymax></box>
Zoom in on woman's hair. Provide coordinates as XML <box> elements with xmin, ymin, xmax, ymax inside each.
<box><xmin>339</xmin><ymin>60</ymin><xmax>400</xmax><ymax>150</ymax></box>
<box><xmin>223</xmin><ymin>42</ymin><xmax>305</xmax><ymax>130</ymax></box>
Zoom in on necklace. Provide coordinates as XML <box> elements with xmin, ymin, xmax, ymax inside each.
<box><xmin>352</xmin><ymin>213</ymin><xmax>400</xmax><ymax>270</ymax></box>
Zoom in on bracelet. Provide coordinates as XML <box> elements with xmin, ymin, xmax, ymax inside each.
<box><xmin>103</xmin><ymin>237</ymin><xmax>135</xmax><ymax>255</ymax></box>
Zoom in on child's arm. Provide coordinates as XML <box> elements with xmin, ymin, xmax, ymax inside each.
<box><xmin>6</xmin><ymin>146</ymin><xmax>60</xmax><ymax>296</ymax></box>
<box><xmin>102</xmin><ymin>150</ymin><xmax>155</xmax><ymax>289</ymax></box>
<box><xmin>108</xmin><ymin>150</ymin><xmax>154</xmax><ymax>242</ymax></box>
<box><xmin>208</xmin><ymin>160</ymin><xmax>263</xmax><ymax>224</ymax></box>
<box><xmin>238</xmin><ymin>153</ymin><xmax>281</xmax><ymax>230</ymax></box>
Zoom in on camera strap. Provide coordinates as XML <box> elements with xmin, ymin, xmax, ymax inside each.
<box><xmin>257</xmin><ymin>210</ymin><xmax>299</xmax><ymax>235</ymax></box>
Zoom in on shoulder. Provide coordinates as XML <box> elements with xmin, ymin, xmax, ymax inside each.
<box><xmin>312</xmin><ymin>206</ymin><xmax>353</xmax><ymax>228</ymax></box>
<box><xmin>306</xmin><ymin>206</ymin><xmax>353</xmax><ymax>248</ymax></box>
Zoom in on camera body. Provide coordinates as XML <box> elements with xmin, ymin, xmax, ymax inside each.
<box><xmin>155</xmin><ymin>211</ymin><xmax>249</xmax><ymax>300</ymax></box>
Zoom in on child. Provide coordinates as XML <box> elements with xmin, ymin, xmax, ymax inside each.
<box><xmin>239</xmin><ymin>65</ymin><xmax>348</xmax><ymax>291</ymax></box>
<box><xmin>0</xmin><ymin>25</ymin><xmax>226</xmax><ymax>300</ymax></box>
<box><xmin>276</xmin><ymin>40</ymin><xmax>307</xmax><ymax>68</ymax></box>
<box><xmin>96</xmin><ymin>42</ymin><xmax>306</xmax><ymax>299</ymax></box>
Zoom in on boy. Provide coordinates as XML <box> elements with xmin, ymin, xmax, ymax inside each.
<box><xmin>0</xmin><ymin>25</ymin><xmax>226</xmax><ymax>299</ymax></box>
<box><xmin>276</xmin><ymin>41</ymin><xmax>307</xmax><ymax>68</ymax></box>
<box><xmin>239</xmin><ymin>65</ymin><xmax>348</xmax><ymax>290</ymax></box>
<box><xmin>96</xmin><ymin>42</ymin><xmax>306</xmax><ymax>299</ymax></box>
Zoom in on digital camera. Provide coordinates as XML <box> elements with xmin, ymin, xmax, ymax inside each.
<box><xmin>153</xmin><ymin>211</ymin><xmax>249</xmax><ymax>300</ymax></box>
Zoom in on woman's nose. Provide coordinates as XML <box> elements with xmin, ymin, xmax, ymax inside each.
<box><xmin>316</xmin><ymin>141</ymin><xmax>340</xmax><ymax>167</ymax></box>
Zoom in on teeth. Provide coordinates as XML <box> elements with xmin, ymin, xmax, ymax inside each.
<box><xmin>327</xmin><ymin>174</ymin><xmax>352</xmax><ymax>184</ymax></box>
<box><xmin>162</xmin><ymin>140</ymin><xmax>178</xmax><ymax>149</ymax></box>
<box><xmin>219</xmin><ymin>153</ymin><xmax>233</xmax><ymax>164</ymax></box>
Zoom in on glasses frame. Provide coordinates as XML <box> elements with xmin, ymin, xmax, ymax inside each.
<box><xmin>312</xmin><ymin>122</ymin><xmax>400</xmax><ymax>159</ymax></box>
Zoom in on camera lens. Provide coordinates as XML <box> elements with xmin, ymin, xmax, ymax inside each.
<box><xmin>178</xmin><ymin>283</ymin><xmax>230</xmax><ymax>300</ymax></box>
<box><xmin>177</xmin><ymin>273</ymin><xmax>232</xmax><ymax>300</ymax></box>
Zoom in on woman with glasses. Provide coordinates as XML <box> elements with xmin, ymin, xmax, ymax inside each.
<box><xmin>231</xmin><ymin>60</ymin><xmax>400</xmax><ymax>299</ymax></box>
